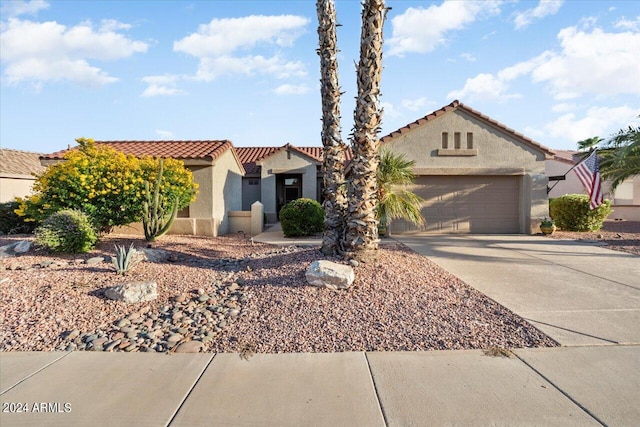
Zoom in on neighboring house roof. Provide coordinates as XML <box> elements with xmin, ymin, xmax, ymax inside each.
<box><xmin>551</xmin><ymin>149</ymin><xmax>579</xmax><ymax>165</ymax></box>
<box><xmin>0</xmin><ymin>149</ymin><xmax>46</xmax><ymax>177</ymax></box>
<box><xmin>381</xmin><ymin>100</ymin><xmax>555</xmax><ymax>157</ymax></box>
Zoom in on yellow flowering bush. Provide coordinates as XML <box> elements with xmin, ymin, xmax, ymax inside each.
<box><xmin>17</xmin><ymin>138</ymin><xmax>198</xmax><ymax>232</ymax></box>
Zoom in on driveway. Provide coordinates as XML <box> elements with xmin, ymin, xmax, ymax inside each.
<box><xmin>395</xmin><ymin>234</ymin><xmax>640</xmax><ymax>346</ymax></box>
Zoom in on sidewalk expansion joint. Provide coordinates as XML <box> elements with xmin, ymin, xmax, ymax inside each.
<box><xmin>166</xmin><ymin>353</ymin><xmax>217</xmax><ymax>427</ymax></box>
<box><xmin>513</xmin><ymin>352</ymin><xmax>607</xmax><ymax>427</ymax></box>
<box><xmin>0</xmin><ymin>351</ymin><xmax>71</xmax><ymax>395</ymax></box>
<box><xmin>364</xmin><ymin>352</ymin><xmax>389</xmax><ymax>427</ymax></box>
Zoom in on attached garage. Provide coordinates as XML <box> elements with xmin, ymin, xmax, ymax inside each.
<box><xmin>391</xmin><ymin>175</ymin><xmax>521</xmax><ymax>234</ymax></box>
<box><xmin>382</xmin><ymin>100</ymin><xmax>554</xmax><ymax>235</ymax></box>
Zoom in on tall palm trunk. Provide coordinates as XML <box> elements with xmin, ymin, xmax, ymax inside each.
<box><xmin>317</xmin><ymin>0</ymin><xmax>347</xmax><ymax>255</ymax></box>
<box><xmin>344</xmin><ymin>0</ymin><xmax>386</xmax><ymax>260</ymax></box>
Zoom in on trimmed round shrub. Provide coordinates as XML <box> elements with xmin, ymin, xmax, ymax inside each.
<box><xmin>35</xmin><ymin>209</ymin><xmax>98</xmax><ymax>253</ymax></box>
<box><xmin>0</xmin><ymin>201</ymin><xmax>36</xmax><ymax>235</ymax></box>
<box><xmin>549</xmin><ymin>194</ymin><xmax>612</xmax><ymax>231</ymax></box>
<box><xmin>279</xmin><ymin>198</ymin><xmax>324</xmax><ymax>237</ymax></box>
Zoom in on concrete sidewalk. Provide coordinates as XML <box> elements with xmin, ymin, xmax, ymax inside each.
<box><xmin>2</xmin><ymin>347</ymin><xmax>639</xmax><ymax>426</ymax></box>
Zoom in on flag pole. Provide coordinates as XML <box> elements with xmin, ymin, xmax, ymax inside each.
<box><xmin>547</xmin><ymin>149</ymin><xmax>596</xmax><ymax>194</ymax></box>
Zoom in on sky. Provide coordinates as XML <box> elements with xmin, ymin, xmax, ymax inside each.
<box><xmin>1</xmin><ymin>0</ymin><xmax>639</xmax><ymax>154</ymax></box>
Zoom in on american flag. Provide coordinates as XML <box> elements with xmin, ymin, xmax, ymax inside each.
<box><xmin>574</xmin><ymin>149</ymin><xmax>603</xmax><ymax>210</ymax></box>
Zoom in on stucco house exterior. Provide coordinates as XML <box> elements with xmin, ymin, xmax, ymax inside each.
<box><xmin>547</xmin><ymin>150</ymin><xmax>640</xmax><ymax>221</ymax></box>
<box><xmin>41</xmin><ymin>141</ymin><xmax>244</xmax><ymax>237</ymax></box>
<box><xmin>0</xmin><ymin>149</ymin><xmax>46</xmax><ymax>203</ymax></box>
<box><xmin>380</xmin><ymin>101</ymin><xmax>554</xmax><ymax>234</ymax></box>
<box><xmin>38</xmin><ymin>100</ymin><xmax>560</xmax><ymax>236</ymax></box>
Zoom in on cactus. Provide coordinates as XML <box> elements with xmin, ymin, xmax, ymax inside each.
<box><xmin>142</xmin><ymin>159</ymin><xmax>179</xmax><ymax>242</ymax></box>
<box><xmin>112</xmin><ymin>243</ymin><xmax>141</xmax><ymax>274</ymax></box>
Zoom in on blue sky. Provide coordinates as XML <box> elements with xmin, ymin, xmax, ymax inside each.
<box><xmin>1</xmin><ymin>0</ymin><xmax>638</xmax><ymax>154</ymax></box>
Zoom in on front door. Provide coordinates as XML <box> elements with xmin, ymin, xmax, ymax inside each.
<box><xmin>276</xmin><ymin>174</ymin><xmax>302</xmax><ymax>214</ymax></box>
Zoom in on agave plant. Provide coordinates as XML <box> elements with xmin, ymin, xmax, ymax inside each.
<box><xmin>112</xmin><ymin>243</ymin><xmax>141</xmax><ymax>275</ymax></box>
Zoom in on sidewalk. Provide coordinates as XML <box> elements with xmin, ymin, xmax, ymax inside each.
<box><xmin>2</xmin><ymin>346</ymin><xmax>638</xmax><ymax>426</ymax></box>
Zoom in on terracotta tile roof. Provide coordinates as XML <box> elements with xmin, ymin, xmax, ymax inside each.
<box><xmin>381</xmin><ymin>100</ymin><xmax>555</xmax><ymax>156</ymax></box>
<box><xmin>551</xmin><ymin>149</ymin><xmax>579</xmax><ymax>164</ymax></box>
<box><xmin>42</xmin><ymin>140</ymin><xmax>235</xmax><ymax>161</ymax></box>
<box><xmin>0</xmin><ymin>149</ymin><xmax>46</xmax><ymax>176</ymax></box>
<box><xmin>236</xmin><ymin>144</ymin><xmax>352</xmax><ymax>175</ymax></box>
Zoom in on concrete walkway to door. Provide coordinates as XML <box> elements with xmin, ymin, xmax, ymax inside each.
<box><xmin>396</xmin><ymin>234</ymin><xmax>640</xmax><ymax>346</ymax></box>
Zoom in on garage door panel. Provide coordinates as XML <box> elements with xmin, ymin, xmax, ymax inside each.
<box><xmin>390</xmin><ymin>175</ymin><xmax>520</xmax><ymax>234</ymax></box>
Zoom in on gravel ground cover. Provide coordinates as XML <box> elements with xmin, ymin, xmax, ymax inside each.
<box><xmin>547</xmin><ymin>220</ymin><xmax>640</xmax><ymax>256</ymax></box>
<box><xmin>1</xmin><ymin>233</ymin><xmax>557</xmax><ymax>353</ymax></box>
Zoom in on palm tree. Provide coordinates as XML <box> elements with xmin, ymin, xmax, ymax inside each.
<box><xmin>599</xmin><ymin>123</ymin><xmax>640</xmax><ymax>190</ymax></box>
<box><xmin>316</xmin><ymin>0</ymin><xmax>348</xmax><ymax>255</ymax></box>
<box><xmin>376</xmin><ymin>149</ymin><xmax>425</xmax><ymax>235</ymax></box>
<box><xmin>343</xmin><ymin>0</ymin><xmax>386</xmax><ymax>261</ymax></box>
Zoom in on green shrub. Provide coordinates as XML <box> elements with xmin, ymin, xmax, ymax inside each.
<box><xmin>549</xmin><ymin>194</ymin><xmax>612</xmax><ymax>231</ymax></box>
<box><xmin>0</xmin><ymin>201</ymin><xmax>36</xmax><ymax>235</ymax></box>
<box><xmin>17</xmin><ymin>138</ymin><xmax>197</xmax><ymax>232</ymax></box>
<box><xmin>279</xmin><ymin>198</ymin><xmax>324</xmax><ymax>237</ymax></box>
<box><xmin>35</xmin><ymin>209</ymin><xmax>98</xmax><ymax>253</ymax></box>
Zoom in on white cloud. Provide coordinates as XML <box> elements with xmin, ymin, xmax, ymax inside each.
<box><xmin>401</xmin><ymin>97</ymin><xmax>428</xmax><ymax>112</ymax></box>
<box><xmin>551</xmin><ymin>103</ymin><xmax>578</xmax><ymax>113</ymax></box>
<box><xmin>614</xmin><ymin>16</ymin><xmax>640</xmax><ymax>31</ymax></box>
<box><xmin>140</xmin><ymin>75</ymin><xmax>186</xmax><ymax>97</ymax></box>
<box><xmin>174</xmin><ymin>15</ymin><xmax>308</xmax><ymax>57</ymax></box>
<box><xmin>0</xmin><ymin>0</ymin><xmax>49</xmax><ymax>18</ymax></box>
<box><xmin>448</xmin><ymin>24</ymin><xmax>640</xmax><ymax>102</ymax></box>
<box><xmin>195</xmin><ymin>55</ymin><xmax>306</xmax><ymax>81</ymax></box>
<box><xmin>156</xmin><ymin>130</ymin><xmax>175</xmax><ymax>139</ymax></box>
<box><xmin>544</xmin><ymin>105</ymin><xmax>637</xmax><ymax>141</ymax></box>
<box><xmin>380</xmin><ymin>102</ymin><xmax>400</xmax><ymax>119</ymax></box>
<box><xmin>273</xmin><ymin>83</ymin><xmax>309</xmax><ymax>96</ymax></box>
<box><xmin>531</xmin><ymin>26</ymin><xmax>640</xmax><ymax>99</ymax></box>
<box><xmin>460</xmin><ymin>53</ymin><xmax>476</xmax><ymax>62</ymax></box>
<box><xmin>0</xmin><ymin>18</ymin><xmax>148</xmax><ymax>86</ymax></box>
<box><xmin>448</xmin><ymin>73</ymin><xmax>521</xmax><ymax>102</ymax></box>
<box><xmin>140</xmin><ymin>14</ymin><xmax>309</xmax><ymax>95</ymax></box>
<box><xmin>99</xmin><ymin>19</ymin><xmax>132</xmax><ymax>32</ymax></box>
<box><xmin>387</xmin><ymin>1</ymin><xmax>502</xmax><ymax>56</ymax></box>
<box><xmin>514</xmin><ymin>0</ymin><xmax>564</xmax><ymax>30</ymax></box>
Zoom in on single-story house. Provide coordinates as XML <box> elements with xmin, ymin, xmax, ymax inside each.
<box><xmin>547</xmin><ymin>149</ymin><xmax>640</xmax><ymax>221</ymax></box>
<box><xmin>0</xmin><ymin>149</ymin><xmax>46</xmax><ymax>203</ymax></box>
<box><xmin>39</xmin><ymin>100</ymin><xmax>556</xmax><ymax>236</ymax></box>
<box><xmin>41</xmin><ymin>140</ymin><xmax>245</xmax><ymax>237</ymax></box>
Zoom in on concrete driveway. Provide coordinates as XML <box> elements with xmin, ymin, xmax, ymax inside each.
<box><xmin>395</xmin><ymin>234</ymin><xmax>640</xmax><ymax>346</ymax></box>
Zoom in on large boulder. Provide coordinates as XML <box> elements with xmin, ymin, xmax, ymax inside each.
<box><xmin>306</xmin><ymin>260</ymin><xmax>355</xmax><ymax>290</ymax></box>
<box><xmin>105</xmin><ymin>281</ymin><xmax>158</xmax><ymax>303</ymax></box>
<box><xmin>0</xmin><ymin>240</ymin><xmax>32</xmax><ymax>258</ymax></box>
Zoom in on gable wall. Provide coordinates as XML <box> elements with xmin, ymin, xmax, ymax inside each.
<box><xmin>259</xmin><ymin>149</ymin><xmax>318</xmax><ymax>220</ymax></box>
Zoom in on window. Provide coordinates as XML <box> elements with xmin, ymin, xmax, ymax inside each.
<box><xmin>454</xmin><ymin>132</ymin><xmax>461</xmax><ymax>149</ymax></box>
<box><xmin>441</xmin><ymin>132</ymin><xmax>449</xmax><ymax>149</ymax></box>
<box><xmin>466</xmin><ymin>132</ymin><xmax>473</xmax><ymax>149</ymax></box>
<box><xmin>248</xmin><ymin>178</ymin><xmax>259</xmax><ymax>186</ymax></box>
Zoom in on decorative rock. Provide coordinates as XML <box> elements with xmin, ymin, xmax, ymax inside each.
<box><xmin>91</xmin><ymin>337</ymin><xmax>109</xmax><ymax>349</ymax></box>
<box><xmin>66</xmin><ymin>329</ymin><xmax>80</xmax><ymax>340</ymax></box>
<box><xmin>174</xmin><ymin>340</ymin><xmax>203</xmax><ymax>353</ymax></box>
<box><xmin>167</xmin><ymin>333</ymin><xmax>183</xmax><ymax>343</ymax></box>
<box><xmin>174</xmin><ymin>294</ymin><xmax>186</xmax><ymax>303</ymax></box>
<box><xmin>141</xmin><ymin>248</ymin><xmax>170</xmax><ymax>262</ymax></box>
<box><xmin>349</xmin><ymin>259</ymin><xmax>359</xmax><ymax>267</ymax></box>
<box><xmin>306</xmin><ymin>260</ymin><xmax>355</xmax><ymax>290</ymax></box>
<box><xmin>86</xmin><ymin>256</ymin><xmax>106</xmax><ymax>265</ymax></box>
<box><xmin>116</xmin><ymin>318</ymin><xmax>131</xmax><ymax>328</ymax></box>
<box><xmin>105</xmin><ymin>281</ymin><xmax>158</xmax><ymax>303</ymax></box>
<box><xmin>14</xmin><ymin>240</ymin><xmax>32</xmax><ymax>254</ymax></box>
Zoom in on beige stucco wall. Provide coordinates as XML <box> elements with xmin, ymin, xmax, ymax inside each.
<box><xmin>383</xmin><ymin>109</ymin><xmax>550</xmax><ymax>233</ymax></box>
<box><xmin>211</xmin><ymin>149</ymin><xmax>243</xmax><ymax>235</ymax></box>
<box><xmin>0</xmin><ymin>175</ymin><xmax>36</xmax><ymax>202</ymax></box>
<box><xmin>258</xmin><ymin>149</ymin><xmax>318</xmax><ymax>222</ymax></box>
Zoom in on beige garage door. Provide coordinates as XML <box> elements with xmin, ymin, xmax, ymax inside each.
<box><xmin>390</xmin><ymin>176</ymin><xmax>521</xmax><ymax>234</ymax></box>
